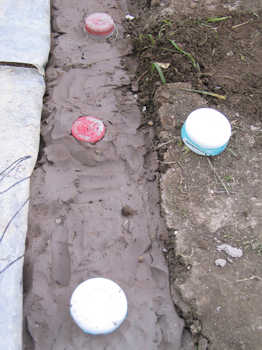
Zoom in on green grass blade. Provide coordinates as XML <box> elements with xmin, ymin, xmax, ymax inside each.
<box><xmin>147</xmin><ymin>34</ymin><xmax>155</xmax><ymax>46</ymax></box>
<box><xmin>206</xmin><ymin>16</ymin><xmax>231</xmax><ymax>23</ymax></box>
<box><xmin>179</xmin><ymin>87</ymin><xmax>226</xmax><ymax>100</ymax></box>
<box><xmin>169</xmin><ymin>39</ymin><xmax>181</xmax><ymax>52</ymax></box>
<box><xmin>152</xmin><ymin>62</ymin><xmax>166</xmax><ymax>84</ymax></box>
<box><xmin>169</xmin><ymin>40</ymin><xmax>200</xmax><ymax>71</ymax></box>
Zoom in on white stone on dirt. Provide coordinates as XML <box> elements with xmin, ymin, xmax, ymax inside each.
<box><xmin>216</xmin><ymin>244</ymin><xmax>243</xmax><ymax>258</ymax></box>
<box><xmin>125</xmin><ymin>14</ymin><xmax>135</xmax><ymax>20</ymax></box>
<box><xmin>215</xmin><ymin>259</ymin><xmax>227</xmax><ymax>267</ymax></box>
<box><xmin>55</xmin><ymin>218</ymin><xmax>62</xmax><ymax>225</ymax></box>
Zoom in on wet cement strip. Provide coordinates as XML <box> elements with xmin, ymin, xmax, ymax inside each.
<box><xmin>23</xmin><ymin>1</ymin><xmax>185</xmax><ymax>349</ymax></box>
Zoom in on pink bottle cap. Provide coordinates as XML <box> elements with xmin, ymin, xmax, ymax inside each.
<box><xmin>71</xmin><ymin>116</ymin><xmax>106</xmax><ymax>143</ymax></box>
<box><xmin>85</xmin><ymin>13</ymin><xmax>115</xmax><ymax>37</ymax></box>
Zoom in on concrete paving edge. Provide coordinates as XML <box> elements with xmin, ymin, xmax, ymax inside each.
<box><xmin>0</xmin><ymin>0</ymin><xmax>50</xmax><ymax>73</ymax></box>
<box><xmin>0</xmin><ymin>67</ymin><xmax>46</xmax><ymax>349</ymax></box>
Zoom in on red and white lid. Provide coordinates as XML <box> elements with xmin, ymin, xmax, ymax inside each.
<box><xmin>71</xmin><ymin>116</ymin><xmax>106</xmax><ymax>143</ymax></box>
<box><xmin>85</xmin><ymin>13</ymin><xmax>115</xmax><ymax>37</ymax></box>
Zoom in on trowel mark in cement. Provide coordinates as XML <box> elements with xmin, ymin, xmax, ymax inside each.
<box><xmin>23</xmin><ymin>0</ymin><xmax>188</xmax><ymax>349</ymax></box>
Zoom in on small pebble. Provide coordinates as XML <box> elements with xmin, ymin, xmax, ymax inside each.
<box><xmin>138</xmin><ymin>256</ymin><xmax>144</xmax><ymax>263</ymax></box>
<box><xmin>215</xmin><ymin>259</ymin><xmax>227</xmax><ymax>267</ymax></box>
<box><xmin>159</xmin><ymin>233</ymin><xmax>168</xmax><ymax>241</ymax></box>
<box><xmin>151</xmin><ymin>0</ymin><xmax>161</xmax><ymax>6</ymax></box>
<box><xmin>217</xmin><ymin>244</ymin><xmax>243</xmax><ymax>258</ymax></box>
<box><xmin>198</xmin><ymin>337</ymin><xmax>209</xmax><ymax>350</ymax></box>
<box><xmin>131</xmin><ymin>81</ymin><xmax>139</xmax><ymax>92</ymax></box>
<box><xmin>125</xmin><ymin>14</ymin><xmax>135</xmax><ymax>20</ymax></box>
<box><xmin>121</xmin><ymin>205</ymin><xmax>137</xmax><ymax>217</ymax></box>
<box><xmin>190</xmin><ymin>2</ymin><xmax>197</xmax><ymax>9</ymax></box>
<box><xmin>226</xmin><ymin>50</ymin><xmax>234</xmax><ymax>57</ymax></box>
<box><xmin>227</xmin><ymin>257</ymin><xmax>233</xmax><ymax>264</ymax></box>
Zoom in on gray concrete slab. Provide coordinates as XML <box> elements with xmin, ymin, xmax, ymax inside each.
<box><xmin>0</xmin><ymin>0</ymin><xmax>50</xmax><ymax>72</ymax></box>
<box><xmin>0</xmin><ymin>67</ymin><xmax>45</xmax><ymax>350</ymax></box>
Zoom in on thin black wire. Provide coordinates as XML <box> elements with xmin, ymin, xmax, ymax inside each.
<box><xmin>0</xmin><ymin>255</ymin><xmax>24</xmax><ymax>275</ymax></box>
<box><xmin>0</xmin><ymin>156</ymin><xmax>32</xmax><ymax>277</ymax></box>
<box><xmin>0</xmin><ymin>156</ymin><xmax>31</xmax><ymax>183</ymax></box>
<box><xmin>0</xmin><ymin>176</ymin><xmax>30</xmax><ymax>195</ymax></box>
<box><xmin>0</xmin><ymin>198</ymin><xmax>29</xmax><ymax>243</ymax></box>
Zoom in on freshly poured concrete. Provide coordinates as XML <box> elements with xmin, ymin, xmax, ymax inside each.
<box><xmin>23</xmin><ymin>0</ymin><xmax>186</xmax><ymax>349</ymax></box>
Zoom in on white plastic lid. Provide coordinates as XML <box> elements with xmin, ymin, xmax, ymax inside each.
<box><xmin>185</xmin><ymin>108</ymin><xmax>231</xmax><ymax>149</ymax></box>
<box><xmin>70</xmin><ymin>278</ymin><xmax>128</xmax><ymax>335</ymax></box>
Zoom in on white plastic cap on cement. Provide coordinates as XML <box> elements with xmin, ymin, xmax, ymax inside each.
<box><xmin>185</xmin><ymin>108</ymin><xmax>231</xmax><ymax>149</ymax></box>
<box><xmin>70</xmin><ymin>278</ymin><xmax>128</xmax><ymax>335</ymax></box>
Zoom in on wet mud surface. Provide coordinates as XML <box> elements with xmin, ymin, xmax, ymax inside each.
<box><xmin>23</xmin><ymin>1</ymin><xmax>186</xmax><ymax>349</ymax></box>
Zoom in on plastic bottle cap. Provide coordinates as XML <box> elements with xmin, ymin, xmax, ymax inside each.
<box><xmin>70</xmin><ymin>278</ymin><xmax>128</xmax><ymax>335</ymax></box>
<box><xmin>85</xmin><ymin>13</ymin><xmax>115</xmax><ymax>37</ymax></box>
<box><xmin>71</xmin><ymin>116</ymin><xmax>105</xmax><ymax>143</ymax></box>
<box><xmin>185</xmin><ymin>108</ymin><xmax>231</xmax><ymax>149</ymax></box>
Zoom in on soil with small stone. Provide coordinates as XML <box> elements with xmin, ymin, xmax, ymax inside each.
<box><xmin>128</xmin><ymin>1</ymin><xmax>262</xmax><ymax>349</ymax></box>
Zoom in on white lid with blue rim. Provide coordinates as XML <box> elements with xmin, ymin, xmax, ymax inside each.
<box><xmin>185</xmin><ymin>108</ymin><xmax>231</xmax><ymax>149</ymax></box>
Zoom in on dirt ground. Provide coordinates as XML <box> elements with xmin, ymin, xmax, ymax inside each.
<box><xmin>128</xmin><ymin>0</ymin><xmax>262</xmax><ymax>349</ymax></box>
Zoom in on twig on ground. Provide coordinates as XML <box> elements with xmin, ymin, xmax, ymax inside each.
<box><xmin>227</xmin><ymin>148</ymin><xmax>239</xmax><ymax>159</ymax></box>
<box><xmin>236</xmin><ymin>275</ymin><xmax>262</xmax><ymax>282</ymax></box>
<box><xmin>232</xmin><ymin>21</ymin><xmax>249</xmax><ymax>30</ymax></box>
<box><xmin>178</xmin><ymin>87</ymin><xmax>226</xmax><ymax>100</ymax></box>
<box><xmin>137</xmin><ymin>70</ymin><xmax>148</xmax><ymax>82</ymax></box>
<box><xmin>207</xmin><ymin>157</ymin><xmax>230</xmax><ymax>195</ymax></box>
<box><xmin>155</xmin><ymin>139</ymin><xmax>174</xmax><ymax>149</ymax></box>
<box><xmin>160</xmin><ymin>161</ymin><xmax>177</xmax><ymax>164</ymax></box>
<box><xmin>215</xmin><ymin>75</ymin><xmax>240</xmax><ymax>83</ymax></box>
